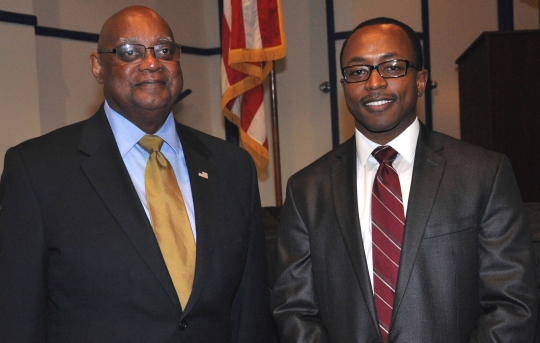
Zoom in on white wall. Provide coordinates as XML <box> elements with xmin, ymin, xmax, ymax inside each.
<box><xmin>0</xmin><ymin>0</ymin><xmax>538</xmax><ymax>206</ymax></box>
<box><xmin>0</xmin><ymin>0</ymin><xmax>33</xmax><ymax>13</ymax></box>
<box><xmin>429</xmin><ymin>0</ymin><xmax>498</xmax><ymax>137</ymax></box>
<box><xmin>515</xmin><ymin>0</ymin><xmax>540</xmax><ymax>30</ymax></box>
<box><xmin>0</xmin><ymin>1</ymin><xmax>41</xmax><ymax>169</ymax></box>
<box><xmin>35</xmin><ymin>36</ymin><xmax>102</xmax><ymax>134</ymax></box>
<box><xmin>265</xmin><ymin>0</ymin><xmax>332</xmax><ymax>205</ymax></box>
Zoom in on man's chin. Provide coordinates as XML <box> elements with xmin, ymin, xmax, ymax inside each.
<box><xmin>133</xmin><ymin>98</ymin><xmax>171</xmax><ymax>113</ymax></box>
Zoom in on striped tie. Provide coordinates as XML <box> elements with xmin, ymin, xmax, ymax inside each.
<box><xmin>371</xmin><ymin>146</ymin><xmax>405</xmax><ymax>342</ymax></box>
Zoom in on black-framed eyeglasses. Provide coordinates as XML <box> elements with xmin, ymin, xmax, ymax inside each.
<box><xmin>97</xmin><ymin>43</ymin><xmax>182</xmax><ymax>64</ymax></box>
<box><xmin>341</xmin><ymin>59</ymin><xmax>420</xmax><ymax>83</ymax></box>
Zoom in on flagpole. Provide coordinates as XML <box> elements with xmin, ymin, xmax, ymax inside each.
<box><xmin>269</xmin><ymin>65</ymin><xmax>283</xmax><ymax>206</ymax></box>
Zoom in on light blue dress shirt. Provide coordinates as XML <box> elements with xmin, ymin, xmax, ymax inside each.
<box><xmin>104</xmin><ymin>101</ymin><xmax>197</xmax><ymax>241</ymax></box>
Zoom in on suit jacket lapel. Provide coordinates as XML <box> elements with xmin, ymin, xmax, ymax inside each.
<box><xmin>175</xmin><ymin>123</ymin><xmax>218</xmax><ymax>318</ymax></box>
<box><xmin>393</xmin><ymin>124</ymin><xmax>445</xmax><ymax>319</ymax></box>
<box><xmin>331</xmin><ymin>137</ymin><xmax>380</xmax><ymax>331</ymax></box>
<box><xmin>78</xmin><ymin>106</ymin><xmax>182</xmax><ymax>311</ymax></box>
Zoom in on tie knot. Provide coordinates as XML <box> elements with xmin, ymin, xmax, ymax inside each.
<box><xmin>372</xmin><ymin>145</ymin><xmax>398</xmax><ymax>164</ymax></box>
<box><xmin>138</xmin><ymin>135</ymin><xmax>164</xmax><ymax>154</ymax></box>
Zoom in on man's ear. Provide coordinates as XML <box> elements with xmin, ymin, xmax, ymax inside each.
<box><xmin>90</xmin><ymin>53</ymin><xmax>104</xmax><ymax>84</ymax></box>
<box><xmin>416</xmin><ymin>69</ymin><xmax>428</xmax><ymax>97</ymax></box>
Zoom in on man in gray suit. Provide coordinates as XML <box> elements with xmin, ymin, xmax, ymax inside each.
<box><xmin>270</xmin><ymin>17</ymin><xmax>538</xmax><ymax>342</ymax></box>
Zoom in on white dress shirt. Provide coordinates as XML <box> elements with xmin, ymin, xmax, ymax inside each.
<box><xmin>355</xmin><ymin>118</ymin><xmax>420</xmax><ymax>290</ymax></box>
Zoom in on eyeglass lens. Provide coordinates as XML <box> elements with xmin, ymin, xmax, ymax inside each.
<box><xmin>116</xmin><ymin>44</ymin><xmax>181</xmax><ymax>63</ymax></box>
<box><xmin>344</xmin><ymin>60</ymin><xmax>409</xmax><ymax>82</ymax></box>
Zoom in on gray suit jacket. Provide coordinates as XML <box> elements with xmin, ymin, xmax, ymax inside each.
<box><xmin>271</xmin><ymin>123</ymin><xmax>538</xmax><ymax>342</ymax></box>
<box><xmin>0</xmin><ymin>105</ymin><xmax>273</xmax><ymax>342</ymax></box>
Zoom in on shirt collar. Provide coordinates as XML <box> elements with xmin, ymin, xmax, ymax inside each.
<box><xmin>355</xmin><ymin>117</ymin><xmax>420</xmax><ymax>167</ymax></box>
<box><xmin>104</xmin><ymin>101</ymin><xmax>181</xmax><ymax>157</ymax></box>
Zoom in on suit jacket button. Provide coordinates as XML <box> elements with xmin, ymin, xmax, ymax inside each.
<box><xmin>179</xmin><ymin>320</ymin><xmax>188</xmax><ymax>330</ymax></box>
<box><xmin>371</xmin><ymin>339</ymin><xmax>381</xmax><ymax>343</ymax></box>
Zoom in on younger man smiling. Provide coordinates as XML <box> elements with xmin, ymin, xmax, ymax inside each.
<box><xmin>271</xmin><ymin>17</ymin><xmax>537</xmax><ymax>342</ymax></box>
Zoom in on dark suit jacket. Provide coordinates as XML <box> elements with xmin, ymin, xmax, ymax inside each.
<box><xmin>0</xmin><ymin>105</ymin><xmax>273</xmax><ymax>342</ymax></box>
<box><xmin>271</xmin><ymin>123</ymin><xmax>538</xmax><ymax>342</ymax></box>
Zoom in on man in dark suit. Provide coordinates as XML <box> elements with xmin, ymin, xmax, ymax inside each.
<box><xmin>270</xmin><ymin>17</ymin><xmax>538</xmax><ymax>342</ymax></box>
<box><xmin>0</xmin><ymin>6</ymin><xmax>272</xmax><ymax>342</ymax></box>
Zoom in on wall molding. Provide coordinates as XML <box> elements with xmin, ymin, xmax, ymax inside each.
<box><xmin>0</xmin><ymin>9</ymin><xmax>220</xmax><ymax>56</ymax></box>
<box><xmin>35</xmin><ymin>25</ymin><xmax>99</xmax><ymax>43</ymax></box>
<box><xmin>0</xmin><ymin>10</ymin><xmax>37</xmax><ymax>26</ymax></box>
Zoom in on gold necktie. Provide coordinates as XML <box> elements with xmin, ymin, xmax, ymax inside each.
<box><xmin>138</xmin><ymin>135</ymin><xmax>196</xmax><ymax>309</ymax></box>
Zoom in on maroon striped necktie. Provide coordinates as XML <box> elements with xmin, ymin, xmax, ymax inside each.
<box><xmin>371</xmin><ymin>145</ymin><xmax>405</xmax><ymax>342</ymax></box>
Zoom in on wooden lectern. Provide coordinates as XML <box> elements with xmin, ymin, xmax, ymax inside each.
<box><xmin>456</xmin><ymin>30</ymin><xmax>540</xmax><ymax>202</ymax></box>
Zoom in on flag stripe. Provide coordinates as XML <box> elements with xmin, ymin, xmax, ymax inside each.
<box><xmin>231</xmin><ymin>0</ymin><xmax>247</xmax><ymax>50</ymax></box>
<box><xmin>257</xmin><ymin>0</ymin><xmax>282</xmax><ymax>47</ymax></box>
<box><xmin>241</xmin><ymin>0</ymin><xmax>262</xmax><ymax>49</ymax></box>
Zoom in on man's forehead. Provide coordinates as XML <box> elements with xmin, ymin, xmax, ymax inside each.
<box><xmin>346</xmin><ymin>52</ymin><xmax>400</xmax><ymax>65</ymax></box>
<box><xmin>118</xmin><ymin>36</ymin><xmax>174</xmax><ymax>44</ymax></box>
<box><xmin>100</xmin><ymin>9</ymin><xmax>173</xmax><ymax>41</ymax></box>
<box><xmin>344</xmin><ymin>26</ymin><xmax>411</xmax><ymax>59</ymax></box>
<box><xmin>353</xmin><ymin>24</ymin><xmax>405</xmax><ymax>41</ymax></box>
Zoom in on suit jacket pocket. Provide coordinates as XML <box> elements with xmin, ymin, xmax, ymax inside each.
<box><xmin>423</xmin><ymin>215</ymin><xmax>476</xmax><ymax>239</ymax></box>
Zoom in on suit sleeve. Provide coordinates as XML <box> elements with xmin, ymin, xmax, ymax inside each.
<box><xmin>230</xmin><ymin>157</ymin><xmax>274</xmax><ymax>343</ymax></box>
<box><xmin>473</xmin><ymin>155</ymin><xmax>539</xmax><ymax>341</ymax></box>
<box><xmin>270</xmin><ymin>178</ymin><xmax>330</xmax><ymax>342</ymax></box>
<box><xmin>0</xmin><ymin>147</ymin><xmax>48</xmax><ymax>342</ymax></box>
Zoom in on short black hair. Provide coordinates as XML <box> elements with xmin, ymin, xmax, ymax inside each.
<box><xmin>339</xmin><ymin>17</ymin><xmax>424</xmax><ymax>71</ymax></box>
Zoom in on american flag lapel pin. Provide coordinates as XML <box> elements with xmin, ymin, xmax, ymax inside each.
<box><xmin>198</xmin><ymin>170</ymin><xmax>209</xmax><ymax>179</ymax></box>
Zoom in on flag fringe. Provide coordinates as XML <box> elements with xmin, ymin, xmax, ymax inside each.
<box><xmin>221</xmin><ymin>61</ymin><xmax>273</xmax><ymax>110</ymax></box>
<box><xmin>240</xmin><ymin>129</ymin><xmax>269</xmax><ymax>168</ymax></box>
<box><xmin>223</xmin><ymin>106</ymin><xmax>269</xmax><ymax>168</ymax></box>
<box><xmin>228</xmin><ymin>44</ymin><xmax>287</xmax><ymax>65</ymax></box>
<box><xmin>228</xmin><ymin>60</ymin><xmax>272</xmax><ymax>80</ymax></box>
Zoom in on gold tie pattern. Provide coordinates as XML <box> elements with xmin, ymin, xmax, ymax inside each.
<box><xmin>138</xmin><ymin>135</ymin><xmax>196</xmax><ymax>309</ymax></box>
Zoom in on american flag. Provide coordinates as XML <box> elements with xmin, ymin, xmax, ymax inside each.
<box><xmin>198</xmin><ymin>171</ymin><xmax>209</xmax><ymax>179</ymax></box>
<box><xmin>221</xmin><ymin>0</ymin><xmax>286</xmax><ymax>168</ymax></box>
